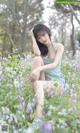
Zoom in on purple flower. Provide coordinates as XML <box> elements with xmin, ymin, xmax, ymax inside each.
<box><xmin>19</xmin><ymin>86</ymin><xmax>24</xmax><ymax>92</ymax></box>
<box><xmin>40</xmin><ymin>122</ymin><xmax>53</xmax><ymax>133</ymax></box>
<box><xmin>76</xmin><ymin>65</ymin><xmax>80</xmax><ymax>72</ymax></box>
<box><xmin>17</xmin><ymin>102</ymin><xmax>25</xmax><ymax>110</ymax></box>
<box><xmin>27</xmin><ymin>105</ymin><xmax>33</xmax><ymax>114</ymax></box>
<box><xmin>0</xmin><ymin>81</ymin><xmax>2</xmax><ymax>87</ymax></box>
<box><xmin>0</xmin><ymin>70</ymin><xmax>2</xmax><ymax>76</ymax></box>
<box><xmin>44</xmin><ymin>123</ymin><xmax>51</xmax><ymax>129</ymax></box>
<box><xmin>73</xmin><ymin>65</ymin><xmax>80</xmax><ymax>72</ymax></box>
<box><xmin>70</xmin><ymin>89</ymin><xmax>77</xmax><ymax>103</ymax></box>
<box><xmin>3</xmin><ymin>76</ymin><xmax>7</xmax><ymax>80</ymax></box>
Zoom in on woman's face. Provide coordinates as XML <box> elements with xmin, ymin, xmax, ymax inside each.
<box><xmin>37</xmin><ymin>32</ymin><xmax>51</xmax><ymax>47</ymax></box>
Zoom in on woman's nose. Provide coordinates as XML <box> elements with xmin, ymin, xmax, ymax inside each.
<box><xmin>41</xmin><ymin>37</ymin><xmax>46</xmax><ymax>42</ymax></box>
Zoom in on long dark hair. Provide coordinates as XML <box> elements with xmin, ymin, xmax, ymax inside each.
<box><xmin>33</xmin><ymin>24</ymin><xmax>51</xmax><ymax>56</ymax></box>
<box><xmin>36</xmin><ymin>41</ymin><xmax>48</xmax><ymax>56</ymax></box>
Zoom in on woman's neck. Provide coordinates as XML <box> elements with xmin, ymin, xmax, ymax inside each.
<box><xmin>48</xmin><ymin>43</ymin><xmax>55</xmax><ymax>59</ymax></box>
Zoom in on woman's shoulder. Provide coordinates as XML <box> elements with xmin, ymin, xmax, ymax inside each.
<box><xmin>52</xmin><ymin>42</ymin><xmax>64</xmax><ymax>51</ymax></box>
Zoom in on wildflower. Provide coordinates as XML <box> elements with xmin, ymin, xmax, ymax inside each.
<box><xmin>40</xmin><ymin>122</ymin><xmax>53</xmax><ymax>133</ymax></box>
<box><xmin>14</xmin><ymin>79</ymin><xmax>20</xmax><ymax>88</ymax></box>
<box><xmin>0</xmin><ymin>70</ymin><xmax>2</xmax><ymax>76</ymax></box>
<box><xmin>76</xmin><ymin>65</ymin><xmax>80</xmax><ymax>72</ymax></box>
<box><xmin>25</xmin><ymin>127</ymin><xmax>34</xmax><ymax>133</ymax></box>
<box><xmin>19</xmin><ymin>86</ymin><xmax>24</xmax><ymax>92</ymax></box>
<box><xmin>60</xmin><ymin>122</ymin><xmax>68</xmax><ymax>128</ymax></box>
<box><xmin>46</xmin><ymin>111</ymin><xmax>52</xmax><ymax>117</ymax></box>
<box><xmin>73</xmin><ymin>65</ymin><xmax>80</xmax><ymax>72</ymax></box>
<box><xmin>27</xmin><ymin>103</ymin><xmax>33</xmax><ymax>114</ymax></box>
<box><xmin>70</xmin><ymin>89</ymin><xmax>77</xmax><ymax>103</ymax></box>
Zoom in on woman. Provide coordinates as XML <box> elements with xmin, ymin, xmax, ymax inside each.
<box><xmin>30</xmin><ymin>24</ymin><xmax>66</xmax><ymax>119</ymax></box>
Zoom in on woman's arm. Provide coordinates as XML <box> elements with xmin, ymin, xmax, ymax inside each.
<box><xmin>53</xmin><ymin>43</ymin><xmax>64</xmax><ymax>65</ymax></box>
<box><xmin>30</xmin><ymin>32</ymin><xmax>41</xmax><ymax>56</ymax></box>
<box><xmin>35</xmin><ymin>43</ymin><xmax>64</xmax><ymax>72</ymax></box>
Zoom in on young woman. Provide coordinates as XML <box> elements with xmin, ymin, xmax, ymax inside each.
<box><xmin>30</xmin><ymin>24</ymin><xmax>66</xmax><ymax>119</ymax></box>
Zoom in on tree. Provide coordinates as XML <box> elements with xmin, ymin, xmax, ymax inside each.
<box><xmin>0</xmin><ymin>0</ymin><xmax>44</xmax><ymax>55</ymax></box>
<box><xmin>54</xmin><ymin>0</ymin><xmax>80</xmax><ymax>55</ymax></box>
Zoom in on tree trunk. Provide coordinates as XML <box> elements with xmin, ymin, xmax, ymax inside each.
<box><xmin>69</xmin><ymin>5</ymin><xmax>80</xmax><ymax>25</ymax></box>
<box><xmin>70</xmin><ymin>12</ymin><xmax>76</xmax><ymax>56</ymax></box>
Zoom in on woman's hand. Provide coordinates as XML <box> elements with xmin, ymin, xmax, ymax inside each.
<box><xmin>30</xmin><ymin>67</ymin><xmax>41</xmax><ymax>81</ymax></box>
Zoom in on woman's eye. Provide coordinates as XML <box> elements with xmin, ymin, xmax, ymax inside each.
<box><xmin>37</xmin><ymin>33</ymin><xmax>46</xmax><ymax>40</ymax></box>
<box><xmin>38</xmin><ymin>37</ymin><xmax>41</xmax><ymax>40</ymax></box>
<box><xmin>42</xmin><ymin>33</ymin><xmax>45</xmax><ymax>36</ymax></box>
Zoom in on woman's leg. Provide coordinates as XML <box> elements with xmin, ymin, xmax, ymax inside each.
<box><xmin>31</xmin><ymin>56</ymin><xmax>45</xmax><ymax>82</ymax></box>
<box><xmin>30</xmin><ymin>56</ymin><xmax>63</xmax><ymax>118</ymax></box>
<box><xmin>33</xmin><ymin>80</ymin><xmax>54</xmax><ymax>118</ymax></box>
<box><xmin>34</xmin><ymin>81</ymin><xmax>44</xmax><ymax>118</ymax></box>
<box><xmin>30</xmin><ymin>56</ymin><xmax>45</xmax><ymax>118</ymax></box>
<box><xmin>33</xmin><ymin>80</ymin><xmax>64</xmax><ymax>118</ymax></box>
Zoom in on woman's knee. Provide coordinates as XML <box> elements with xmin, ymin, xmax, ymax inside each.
<box><xmin>33</xmin><ymin>56</ymin><xmax>44</xmax><ymax>65</ymax></box>
<box><xmin>34</xmin><ymin>80</ymin><xmax>42</xmax><ymax>88</ymax></box>
<box><xmin>34</xmin><ymin>80</ymin><xmax>51</xmax><ymax>89</ymax></box>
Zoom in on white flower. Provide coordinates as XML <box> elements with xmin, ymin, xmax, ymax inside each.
<box><xmin>25</xmin><ymin>127</ymin><xmax>34</xmax><ymax>133</ymax></box>
<box><xmin>58</xmin><ymin>109</ymin><xmax>67</xmax><ymax>116</ymax></box>
<box><xmin>49</xmin><ymin>105</ymin><xmax>56</xmax><ymax>111</ymax></box>
<box><xmin>47</xmin><ymin>111</ymin><xmax>52</xmax><ymax>116</ymax></box>
<box><xmin>14</xmin><ymin>80</ymin><xmax>20</xmax><ymax>88</ymax></box>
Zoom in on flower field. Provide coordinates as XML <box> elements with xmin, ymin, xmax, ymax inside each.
<box><xmin>0</xmin><ymin>51</ymin><xmax>80</xmax><ymax>133</ymax></box>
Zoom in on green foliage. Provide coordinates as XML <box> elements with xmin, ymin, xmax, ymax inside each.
<box><xmin>0</xmin><ymin>0</ymin><xmax>43</xmax><ymax>54</ymax></box>
<box><xmin>77</xmin><ymin>32</ymin><xmax>80</xmax><ymax>43</ymax></box>
<box><xmin>0</xmin><ymin>53</ymin><xmax>80</xmax><ymax>132</ymax></box>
